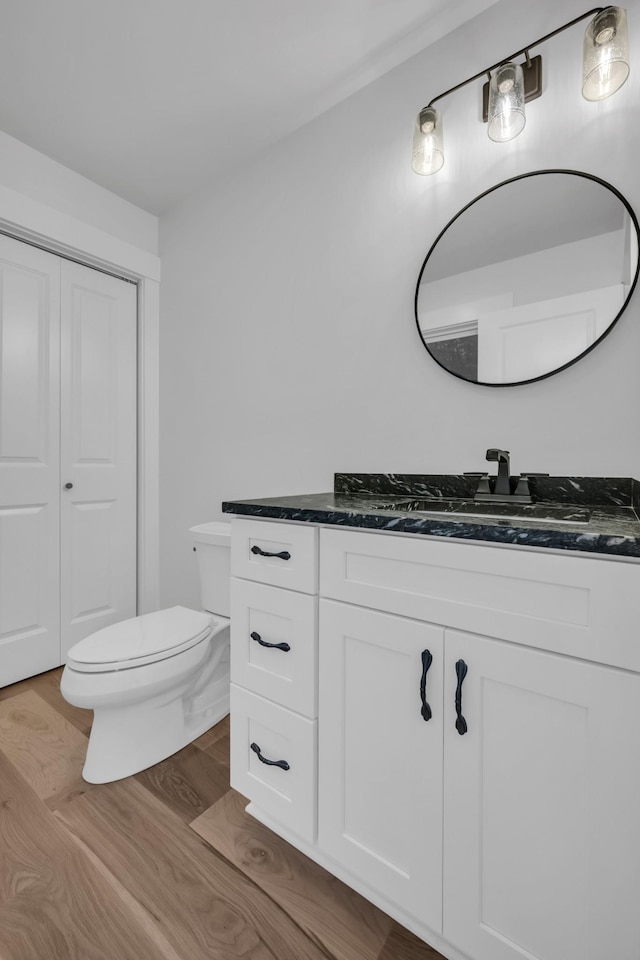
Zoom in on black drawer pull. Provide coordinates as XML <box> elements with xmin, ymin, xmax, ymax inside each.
<box><xmin>250</xmin><ymin>742</ymin><xmax>290</xmax><ymax>771</ymax></box>
<box><xmin>455</xmin><ymin>659</ymin><xmax>468</xmax><ymax>736</ymax></box>
<box><xmin>250</xmin><ymin>631</ymin><xmax>291</xmax><ymax>653</ymax></box>
<box><xmin>251</xmin><ymin>545</ymin><xmax>291</xmax><ymax>560</ymax></box>
<box><xmin>420</xmin><ymin>649</ymin><xmax>433</xmax><ymax>721</ymax></box>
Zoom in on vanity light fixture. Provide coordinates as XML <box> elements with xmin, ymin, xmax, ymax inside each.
<box><xmin>412</xmin><ymin>5</ymin><xmax>630</xmax><ymax>174</ymax></box>
<box><xmin>412</xmin><ymin>105</ymin><xmax>445</xmax><ymax>175</ymax></box>
<box><xmin>487</xmin><ymin>62</ymin><xmax>526</xmax><ymax>142</ymax></box>
<box><xmin>583</xmin><ymin>6</ymin><xmax>630</xmax><ymax>99</ymax></box>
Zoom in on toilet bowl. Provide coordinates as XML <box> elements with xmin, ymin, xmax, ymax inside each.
<box><xmin>61</xmin><ymin>521</ymin><xmax>232</xmax><ymax>784</ymax></box>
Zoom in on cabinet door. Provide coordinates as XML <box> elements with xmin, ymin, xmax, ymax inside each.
<box><xmin>443</xmin><ymin>630</ymin><xmax>640</xmax><ymax>960</ymax></box>
<box><xmin>318</xmin><ymin>599</ymin><xmax>444</xmax><ymax>932</ymax></box>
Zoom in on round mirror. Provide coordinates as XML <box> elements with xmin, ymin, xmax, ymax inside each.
<box><xmin>414</xmin><ymin>170</ymin><xmax>639</xmax><ymax>386</ymax></box>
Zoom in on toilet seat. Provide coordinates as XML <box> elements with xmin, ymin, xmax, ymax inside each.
<box><xmin>66</xmin><ymin>606</ymin><xmax>215</xmax><ymax>673</ymax></box>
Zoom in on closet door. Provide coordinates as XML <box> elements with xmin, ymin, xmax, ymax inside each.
<box><xmin>60</xmin><ymin>262</ymin><xmax>137</xmax><ymax>657</ymax></box>
<box><xmin>0</xmin><ymin>237</ymin><xmax>61</xmax><ymax>686</ymax></box>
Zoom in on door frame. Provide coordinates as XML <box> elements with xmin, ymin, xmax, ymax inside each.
<box><xmin>0</xmin><ymin>184</ymin><xmax>161</xmax><ymax>614</ymax></box>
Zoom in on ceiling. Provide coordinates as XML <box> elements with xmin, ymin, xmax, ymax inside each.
<box><xmin>422</xmin><ymin>174</ymin><xmax>628</xmax><ymax>282</ymax></box>
<box><xmin>0</xmin><ymin>0</ymin><xmax>500</xmax><ymax>214</ymax></box>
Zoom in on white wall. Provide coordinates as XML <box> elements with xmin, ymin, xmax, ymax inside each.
<box><xmin>159</xmin><ymin>0</ymin><xmax>640</xmax><ymax>608</ymax></box>
<box><xmin>419</xmin><ymin>230</ymin><xmax>625</xmax><ymax>323</ymax></box>
<box><xmin>0</xmin><ymin>130</ymin><xmax>158</xmax><ymax>254</ymax></box>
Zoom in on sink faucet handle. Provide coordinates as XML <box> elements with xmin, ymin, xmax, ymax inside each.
<box><xmin>475</xmin><ymin>474</ymin><xmax>492</xmax><ymax>495</ymax></box>
<box><xmin>514</xmin><ymin>475</ymin><xmax>531</xmax><ymax>498</ymax></box>
<box><xmin>486</xmin><ymin>448</ymin><xmax>510</xmax><ymax>463</ymax></box>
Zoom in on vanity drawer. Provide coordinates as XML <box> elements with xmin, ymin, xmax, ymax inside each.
<box><xmin>231</xmin><ymin>578</ymin><xmax>318</xmax><ymax>718</ymax></box>
<box><xmin>231</xmin><ymin>519</ymin><xmax>318</xmax><ymax>594</ymax></box>
<box><xmin>319</xmin><ymin>528</ymin><xmax>640</xmax><ymax>671</ymax></box>
<box><xmin>230</xmin><ymin>683</ymin><xmax>317</xmax><ymax>842</ymax></box>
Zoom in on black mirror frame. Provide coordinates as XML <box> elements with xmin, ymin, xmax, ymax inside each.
<box><xmin>414</xmin><ymin>169</ymin><xmax>640</xmax><ymax>387</ymax></box>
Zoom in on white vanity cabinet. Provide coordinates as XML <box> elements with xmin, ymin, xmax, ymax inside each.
<box><xmin>229</xmin><ymin>518</ymin><xmax>319</xmax><ymax>843</ymax></box>
<box><xmin>229</xmin><ymin>517</ymin><xmax>640</xmax><ymax>960</ymax></box>
<box><xmin>318</xmin><ymin>600</ymin><xmax>445</xmax><ymax>932</ymax></box>
<box><xmin>442</xmin><ymin>629</ymin><xmax>640</xmax><ymax>960</ymax></box>
<box><xmin>319</xmin><ymin>601</ymin><xmax>640</xmax><ymax>960</ymax></box>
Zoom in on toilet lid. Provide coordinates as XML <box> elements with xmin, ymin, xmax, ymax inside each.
<box><xmin>66</xmin><ymin>606</ymin><xmax>214</xmax><ymax>672</ymax></box>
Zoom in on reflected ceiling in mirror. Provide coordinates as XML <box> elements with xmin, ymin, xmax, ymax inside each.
<box><xmin>414</xmin><ymin>170</ymin><xmax>640</xmax><ymax>386</ymax></box>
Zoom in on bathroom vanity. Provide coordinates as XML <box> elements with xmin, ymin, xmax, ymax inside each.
<box><xmin>223</xmin><ymin>475</ymin><xmax>640</xmax><ymax>960</ymax></box>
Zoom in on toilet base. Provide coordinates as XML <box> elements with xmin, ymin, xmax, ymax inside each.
<box><xmin>72</xmin><ymin>623</ymin><xmax>232</xmax><ymax>784</ymax></box>
<box><xmin>83</xmin><ymin>683</ymin><xmax>230</xmax><ymax>784</ymax></box>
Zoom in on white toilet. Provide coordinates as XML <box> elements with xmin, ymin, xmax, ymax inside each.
<box><xmin>61</xmin><ymin>521</ymin><xmax>231</xmax><ymax>784</ymax></box>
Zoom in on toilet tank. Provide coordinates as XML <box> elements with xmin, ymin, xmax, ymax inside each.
<box><xmin>189</xmin><ymin>521</ymin><xmax>231</xmax><ymax>617</ymax></box>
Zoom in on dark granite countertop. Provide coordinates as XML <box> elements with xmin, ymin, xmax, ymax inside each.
<box><xmin>222</xmin><ymin>474</ymin><xmax>640</xmax><ymax>560</ymax></box>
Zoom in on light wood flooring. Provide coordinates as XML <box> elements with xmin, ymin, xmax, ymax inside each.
<box><xmin>0</xmin><ymin>668</ymin><xmax>446</xmax><ymax>960</ymax></box>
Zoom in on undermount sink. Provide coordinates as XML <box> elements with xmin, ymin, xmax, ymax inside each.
<box><xmin>371</xmin><ymin>499</ymin><xmax>591</xmax><ymax>525</ymax></box>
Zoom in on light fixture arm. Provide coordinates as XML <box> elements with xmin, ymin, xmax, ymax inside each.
<box><xmin>427</xmin><ymin>6</ymin><xmax>605</xmax><ymax>108</ymax></box>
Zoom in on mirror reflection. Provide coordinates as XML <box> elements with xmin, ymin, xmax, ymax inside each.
<box><xmin>415</xmin><ymin>171</ymin><xmax>639</xmax><ymax>385</ymax></box>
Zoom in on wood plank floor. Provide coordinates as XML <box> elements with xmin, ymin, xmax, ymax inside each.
<box><xmin>0</xmin><ymin>668</ymin><xmax>447</xmax><ymax>960</ymax></box>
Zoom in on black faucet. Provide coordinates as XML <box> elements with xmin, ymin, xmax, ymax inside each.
<box><xmin>486</xmin><ymin>448</ymin><xmax>511</xmax><ymax>496</ymax></box>
<box><xmin>473</xmin><ymin>448</ymin><xmax>534</xmax><ymax>503</ymax></box>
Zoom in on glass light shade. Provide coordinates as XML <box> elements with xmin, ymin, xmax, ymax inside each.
<box><xmin>487</xmin><ymin>62</ymin><xmax>526</xmax><ymax>142</ymax></box>
<box><xmin>411</xmin><ymin>106</ymin><xmax>444</xmax><ymax>175</ymax></box>
<box><xmin>582</xmin><ymin>6</ymin><xmax>630</xmax><ymax>100</ymax></box>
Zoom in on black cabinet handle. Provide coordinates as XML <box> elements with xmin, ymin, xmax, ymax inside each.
<box><xmin>251</xmin><ymin>545</ymin><xmax>291</xmax><ymax>560</ymax></box>
<box><xmin>250</xmin><ymin>631</ymin><xmax>291</xmax><ymax>653</ymax></box>
<box><xmin>250</xmin><ymin>742</ymin><xmax>290</xmax><ymax>771</ymax></box>
<box><xmin>455</xmin><ymin>659</ymin><xmax>468</xmax><ymax>736</ymax></box>
<box><xmin>64</xmin><ymin>482</ymin><xmax>73</xmax><ymax>490</ymax></box>
<box><xmin>420</xmin><ymin>649</ymin><xmax>433</xmax><ymax>721</ymax></box>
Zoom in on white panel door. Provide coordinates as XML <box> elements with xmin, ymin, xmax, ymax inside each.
<box><xmin>60</xmin><ymin>261</ymin><xmax>137</xmax><ymax>656</ymax></box>
<box><xmin>318</xmin><ymin>599</ymin><xmax>444</xmax><ymax>932</ymax></box>
<box><xmin>0</xmin><ymin>237</ymin><xmax>61</xmax><ymax>685</ymax></box>
<box><xmin>477</xmin><ymin>285</ymin><xmax>624</xmax><ymax>382</ymax></box>
<box><xmin>443</xmin><ymin>630</ymin><xmax>640</xmax><ymax>960</ymax></box>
